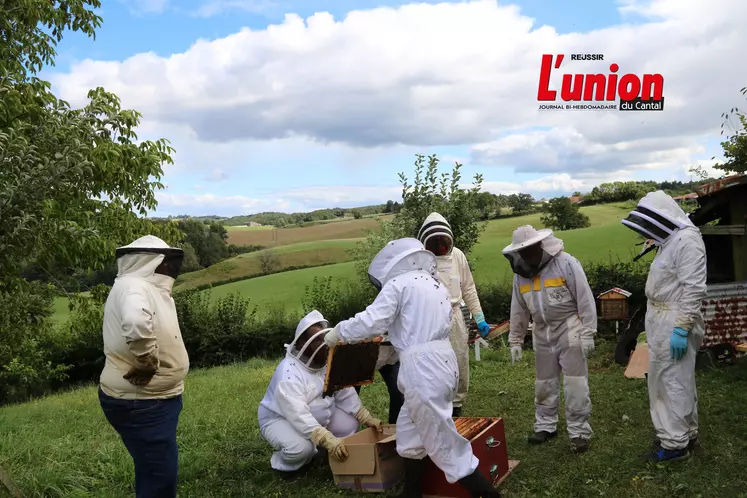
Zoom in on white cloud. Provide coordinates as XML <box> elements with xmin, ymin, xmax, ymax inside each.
<box><xmin>49</xmin><ymin>0</ymin><xmax>747</xmax><ymax>214</ymax></box>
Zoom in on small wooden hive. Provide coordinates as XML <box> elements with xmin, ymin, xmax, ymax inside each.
<box><xmin>597</xmin><ymin>287</ymin><xmax>632</xmax><ymax>321</ymax></box>
<box><xmin>323</xmin><ymin>339</ymin><xmax>382</xmax><ymax>397</ymax></box>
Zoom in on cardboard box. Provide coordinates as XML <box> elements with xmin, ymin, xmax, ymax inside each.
<box><xmin>422</xmin><ymin>418</ymin><xmax>519</xmax><ymax>498</ymax></box>
<box><xmin>625</xmin><ymin>344</ymin><xmax>649</xmax><ymax>379</ymax></box>
<box><xmin>328</xmin><ymin>424</ymin><xmax>404</xmax><ymax>493</ymax></box>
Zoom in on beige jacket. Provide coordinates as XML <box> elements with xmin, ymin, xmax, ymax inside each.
<box><xmin>99</xmin><ymin>250</ymin><xmax>190</xmax><ymax>399</ymax></box>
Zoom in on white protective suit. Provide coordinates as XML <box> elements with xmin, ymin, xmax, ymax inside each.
<box><xmin>418</xmin><ymin>212</ymin><xmax>485</xmax><ymax>408</ymax></box>
<box><xmin>100</xmin><ymin>235</ymin><xmax>190</xmax><ymax>400</ymax></box>
<box><xmin>622</xmin><ymin>191</ymin><xmax>707</xmax><ymax>451</ymax></box>
<box><xmin>325</xmin><ymin>238</ymin><xmax>480</xmax><ymax>484</ymax></box>
<box><xmin>257</xmin><ymin>310</ymin><xmax>363</xmax><ymax>471</ymax></box>
<box><xmin>504</xmin><ymin>226</ymin><xmax>597</xmax><ymax>440</ymax></box>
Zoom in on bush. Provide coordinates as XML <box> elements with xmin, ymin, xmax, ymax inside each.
<box><xmin>0</xmin><ymin>283</ymin><xmax>70</xmax><ymax>404</ymax></box>
<box><xmin>259</xmin><ymin>250</ymin><xmax>281</xmax><ymax>275</ymax></box>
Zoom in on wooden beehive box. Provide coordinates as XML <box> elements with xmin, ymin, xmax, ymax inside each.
<box><xmin>323</xmin><ymin>339</ymin><xmax>382</xmax><ymax>397</ymax></box>
<box><xmin>597</xmin><ymin>288</ymin><xmax>632</xmax><ymax>321</ymax></box>
<box><xmin>422</xmin><ymin>417</ymin><xmax>519</xmax><ymax>498</ymax></box>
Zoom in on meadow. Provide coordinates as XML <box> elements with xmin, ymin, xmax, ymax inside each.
<box><xmin>52</xmin><ymin>203</ymin><xmax>639</xmax><ymax>322</ymax></box>
<box><xmin>1</xmin><ymin>344</ymin><xmax>745</xmax><ymax>497</ymax></box>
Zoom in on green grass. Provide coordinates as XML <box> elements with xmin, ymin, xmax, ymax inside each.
<box><xmin>2</xmin><ymin>344</ymin><xmax>746</xmax><ymax>497</ymax></box>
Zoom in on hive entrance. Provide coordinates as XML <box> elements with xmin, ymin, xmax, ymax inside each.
<box><xmin>323</xmin><ymin>341</ymin><xmax>381</xmax><ymax>397</ymax></box>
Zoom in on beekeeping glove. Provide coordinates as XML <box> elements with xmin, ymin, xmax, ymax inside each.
<box><xmin>355</xmin><ymin>407</ymin><xmax>383</xmax><ymax>432</ymax></box>
<box><xmin>123</xmin><ymin>352</ymin><xmax>159</xmax><ymax>386</ymax></box>
<box><xmin>324</xmin><ymin>325</ymin><xmax>341</xmax><ymax>348</ymax></box>
<box><xmin>581</xmin><ymin>329</ymin><xmax>596</xmax><ymax>358</ymax></box>
<box><xmin>311</xmin><ymin>427</ymin><xmax>348</xmax><ymax>461</ymax></box>
<box><xmin>510</xmin><ymin>345</ymin><xmax>522</xmax><ymax>364</ymax></box>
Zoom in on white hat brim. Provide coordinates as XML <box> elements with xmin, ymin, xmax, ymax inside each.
<box><xmin>501</xmin><ymin>229</ymin><xmax>553</xmax><ymax>254</ymax></box>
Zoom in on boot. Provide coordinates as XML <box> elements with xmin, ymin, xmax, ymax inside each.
<box><xmin>393</xmin><ymin>458</ymin><xmax>427</xmax><ymax>497</ymax></box>
<box><xmin>452</xmin><ymin>406</ymin><xmax>463</xmax><ymax>418</ymax></box>
<box><xmin>645</xmin><ymin>447</ymin><xmax>690</xmax><ymax>462</ymax></box>
<box><xmin>457</xmin><ymin>469</ymin><xmax>502</xmax><ymax>497</ymax></box>
<box><xmin>570</xmin><ymin>437</ymin><xmax>590</xmax><ymax>454</ymax></box>
<box><xmin>653</xmin><ymin>437</ymin><xmax>698</xmax><ymax>451</ymax></box>
<box><xmin>528</xmin><ymin>430</ymin><xmax>557</xmax><ymax>444</ymax></box>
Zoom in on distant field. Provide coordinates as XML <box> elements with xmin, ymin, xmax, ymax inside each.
<box><xmin>176</xmin><ymin>239</ymin><xmax>361</xmax><ymax>290</ymax></box>
<box><xmin>225</xmin><ymin>225</ymin><xmax>274</xmax><ymax>232</ymax></box>
<box><xmin>227</xmin><ymin>215</ymin><xmax>394</xmax><ymax>247</ymax></box>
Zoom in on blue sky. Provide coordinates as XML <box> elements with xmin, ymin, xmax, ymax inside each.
<box><xmin>46</xmin><ymin>0</ymin><xmax>738</xmax><ymax>216</ymax></box>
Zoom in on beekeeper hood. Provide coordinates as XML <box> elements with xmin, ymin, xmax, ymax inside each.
<box><xmin>621</xmin><ymin>190</ymin><xmax>694</xmax><ymax>245</ymax></box>
<box><xmin>286</xmin><ymin>310</ymin><xmax>330</xmax><ymax>371</ymax></box>
<box><xmin>367</xmin><ymin>237</ymin><xmax>438</xmax><ymax>291</ymax></box>
<box><xmin>418</xmin><ymin>212</ymin><xmax>454</xmax><ymax>257</ymax></box>
<box><xmin>115</xmin><ymin>235</ymin><xmax>184</xmax><ymax>286</ymax></box>
<box><xmin>502</xmin><ymin>225</ymin><xmax>564</xmax><ymax>279</ymax></box>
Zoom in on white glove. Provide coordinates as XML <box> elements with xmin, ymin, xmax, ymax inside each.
<box><xmin>581</xmin><ymin>336</ymin><xmax>595</xmax><ymax>358</ymax></box>
<box><xmin>324</xmin><ymin>325</ymin><xmax>341</xmax><ymax>348</ymax></box>
<box><xmin>510</xmin><ymin>345</ymin><xmax>522</xmax><ymax>364</ymax></box>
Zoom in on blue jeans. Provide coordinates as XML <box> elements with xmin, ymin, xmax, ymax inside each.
<box><xmin>98</xmin><ymin>388</ymin><xmax>183</xmax><ymax>498</ymax></box>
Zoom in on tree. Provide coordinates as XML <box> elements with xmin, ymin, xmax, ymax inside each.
<box><xmin>352</xmin><ymin>210</ymin><xmax>363</xmax><ymax>219</ymax></box>
<box><xmin>540</xmin><ymin>197</ymin><xmax>591</xmax><ymax>231</ymax></box>
<box><xmin>0</xmin><ymin>0</ymin><xmax>182</xmax><ymax>289</ymax></box>
<box><xmin>259</xmin><ymin>250</ymin><xmax>281</xmax><ymax>275</ymax></box>
<box><xmin>507</xmin><ymin>193</ymin><xmax>535</xmax><ymax>215</ymax></box>
<box><xmin>349</xmin><ymin>154</ymin><xmax>486</xmax><ymax>297</ymax></box>
<box><xmin>475</xmin><ymin>192</ymin><xmax>500</xmax><ymax>220</ymax></box>
<box><xmin>713</xmin><ymin>87</ymin><xmax>747</xmax><ymax>175</ymax></box>
<box><xmin>384</xmin><ymin>200</ymin><xmax>395</xmax><ymax>213</ymax></box>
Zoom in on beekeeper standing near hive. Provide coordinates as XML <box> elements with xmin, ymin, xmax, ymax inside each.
<box><xmin>324</xmin><ymin>238</ymin><xmax>501</xmax><ymax>497</ymax></box>
<box><xmin>258</xmin><ymin>310</ymin><xmax>383</xmax><ymax>474</ymax></box>
<box><xmin>503</xmin><ymin>225</ymin><xmax>597</xmax><ymax>454</ymax></box>
<box><xmin>621</xmin><ymin>191</ymin><xmax>707</xmax><ymax>462</ymax></box>
<box><xmin>418</xmin><ymin>212</ymin><xmax>490</xmax><ymax>417</ymax></box>
<box><xmin>98</xmin><ymin>235</ymin><xmax>190</xmax><ymax>498</ymax></box>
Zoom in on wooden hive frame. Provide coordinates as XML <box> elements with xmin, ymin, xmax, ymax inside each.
<box><xmin>323</xmin><ymin>337</ymin><xmax>383</xmax><ymax>397</ymax></box>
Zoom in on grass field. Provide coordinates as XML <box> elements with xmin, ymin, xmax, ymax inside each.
<box><xmin>226</xmin><ymin>215</ymin><xmax>395</xmax><ymax>247</ymax></box>
<box><xmin>176</xmin><ymin>239</ymin><xmax>362</xmax><ymax>290</ymax></box>
<box><xmin>52</xmin><ymin>204</ymin><xmax>639</xmax><ymax>323</ymax></box>
<box><xmin>2</xmin><ymin>343</ymin><xmax>746</xmax><ymax>497</ymax></box>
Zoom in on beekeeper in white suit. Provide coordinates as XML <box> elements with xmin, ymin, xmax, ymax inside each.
<box><xmin>503</xmin><ymin>225</ymin><xmax>597</xmax><ymax>454</ymax></box>
<box><xmin>621</xmin><ymin>190</ymin><xmax>707</xmax><ymax>462</ymax></box>
<box><xmin>324</xmin><ymin>238</ymin><xmax>501</xmax><ymax>498</ymax></box>
<box><xmin>257</xmin><ymin>310</ymin><xmax>383</xmax><ymax>473</ymax></box>
<box><xmin>418</xmin><ymin>212</ymin><xmax>490</xmax><ymax>417</ymax></box>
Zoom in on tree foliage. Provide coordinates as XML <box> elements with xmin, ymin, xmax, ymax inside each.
<box><xmin>540</xmin><ymin>197</ymin><xmax>591</xmax><ymax>231</ymax></box>
<box><xmin>0</xmin><ymin>0</ymin><xmax>181</xmax><ymax>289</ymax></box>
<box><xmin>349</xmin><ymin>154</ymin><xmax>486</xmax><ymax>296</ymax></box>
<box><xmin>506</xmin><ymin>193</ymin><xmax>535</xmax><ymax>215</ymax></box>
<box><xmin>713</xmin><ymin>86</ymin><xmax>747</xmax><ymax>175</ymax></box>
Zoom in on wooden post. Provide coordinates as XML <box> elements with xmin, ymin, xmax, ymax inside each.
<box><xmin>0</xmin><ymin>466</ymin><xmax>25</xmax><ymax>498</ymax></box>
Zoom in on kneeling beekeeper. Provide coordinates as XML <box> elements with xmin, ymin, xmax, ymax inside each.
<box><xmin>257</xmin><ymin>310</ymin><xmax>383</xmax><ymax>473</ymax></box>
<box><xmin>324</xmin><ymin>238</ymin><xmax>501</xmax><ymax>498</ymax></box>
<box><xmin>621</xmin><ymin>191</ymin><xmax>707</xmax><ymax>462</ymax></box>
<box><xmin>502</xmin><ymin>225</ymin><xmax>597</xmax><ymax>454</ymax></box>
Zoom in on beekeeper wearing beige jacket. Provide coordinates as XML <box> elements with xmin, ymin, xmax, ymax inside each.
<box><xmin>418</xmin><ymin>213</ymin><xmax>490</xmax><ymax>417</ymax></box>
<box><xmin>98</xmin><ymin>235</ymin><xmax>190</xmax><ymax>498</ymax></box>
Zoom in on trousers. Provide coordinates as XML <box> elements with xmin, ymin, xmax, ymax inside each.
<box><xmin>448</xmin><ymin>310</ymin><xmax>470</xmax><ymax>408</ymax></box>
<box><xmin>99</xmin><ymin>388</ymin><xmax>183</xmax><ymax>498</ymax></box>
<box><xmin>260</xmin><ymin>407</ymin><xmax>359</xmax><ymax>471</ymax></box>
<box><xmin>355</xmin><ymin>362</ymin><xmax>404</xmax><ymax>424</ymax></box>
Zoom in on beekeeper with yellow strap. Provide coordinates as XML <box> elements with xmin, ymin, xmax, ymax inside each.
<box><xmin>257</xmin><ymin>310</ymin><xmax>382</xmax><ymax>473</ymax></box>
<box><xmin>621</xmin><ymin>191</ymin><xmax>707</xmax><ymax>462</ymax></box>
<box><xmin>418</xmin><ymin>212</ymin><xmax>490</xmax><ymax>417</ymax></box>
<box><xmin>503</xmin><ymin>225</ymin><xmax>597</xmax><ymax>454</ymax></box>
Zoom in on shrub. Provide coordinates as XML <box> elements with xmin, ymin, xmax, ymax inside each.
<box><xmin>540</xmin><ymin>197</ymin><xmax>591</xmax><ymax>231</ymax></box>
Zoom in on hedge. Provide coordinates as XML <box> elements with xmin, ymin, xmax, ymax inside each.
<box><xmin>0</xmin><ymin>259</ymin><xmax>648</xmax><ymax>406</ymax></box>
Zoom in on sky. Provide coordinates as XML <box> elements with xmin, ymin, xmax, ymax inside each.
<box><xmin>44</xmin><ymin>0</ymin><xmax>746</xmax><ymax>217</ymax></box>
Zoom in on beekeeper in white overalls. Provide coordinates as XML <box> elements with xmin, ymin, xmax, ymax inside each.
<box><xmin>621</xmin><ymin>191</ymin><xmax>707</xmax><ymax>462</ymax></box>
<box><xmin>324</xmin><ymin>238</ymin><xmax>500</xmax><ymax>497</ymax></box>
<box><xmin>503</xmin><ymin>225</ymin><xmax>597</xmax><ymax>454</ymax></box>
<box><xmin>418</xmin><ymin>212</ymin><xmax>490</xmax><ymax>417</ymax></box>
<box><xmin>257</xmin><ymin>310</ymin><xmax>383</xmax><ymax>473</ymax></box>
